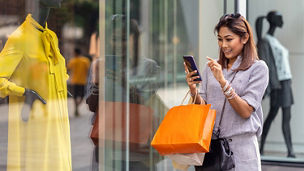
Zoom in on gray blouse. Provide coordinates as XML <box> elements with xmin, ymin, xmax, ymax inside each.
<box><xmin>199</xmin><ymin>56</ymin><xmax>269</xmax><ymax>138</ymax></box>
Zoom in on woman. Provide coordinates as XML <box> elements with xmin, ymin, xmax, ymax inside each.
<box><xmin>185</xmin><ymin>14</ymin><xmax>269</xmax><ymax>170</ymax></box>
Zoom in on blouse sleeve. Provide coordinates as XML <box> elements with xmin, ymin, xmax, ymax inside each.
<box><xmin>241</xmin><ymin>61</ymin><xmax>269</xmax><ymax>111</ymax></box>
<box><xmin>198</xmin><ymin>64</ymin><xmax>209</xmax><ymax>102</ymax></box>
<box><xmin>0</xmin><ymin>37</ymin><xmax>25</xmax><ymax>98</ymax></box>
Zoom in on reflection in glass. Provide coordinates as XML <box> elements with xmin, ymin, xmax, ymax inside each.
<box><xmin>86</xmin><ymin>11</ymin><xmax>161</xmax><ymax>169</ymax></box>
<box><xmin>95</xmin><ymin>0</ymin><xmax>204</xmax><ymax>170</ymax></box>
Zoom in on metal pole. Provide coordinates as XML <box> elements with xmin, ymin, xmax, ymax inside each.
<box><xmin>234</xmin><ymin>0</ymin><xmax>239</xmax><ymax>14</ymax></box>
<box><xmin>224</xmin><ymin>0</ymin><xmax>227</xmax><ymax>14</ymax></box>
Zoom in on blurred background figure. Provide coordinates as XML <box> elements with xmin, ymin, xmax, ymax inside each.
<box><xmin>86</xmin><ymin>14</ymin><xmax>160</xmax><ymax>171</ymax></box>
<box><xmin>68</xmin><ymin>48</ymin><xmax>91</xmax><ymax>117</ymax></box>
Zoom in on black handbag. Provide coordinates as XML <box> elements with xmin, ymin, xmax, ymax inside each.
<box><xmin>196</xmin><ymin>136</ymin><xmax>234</xmax><ymax>171</ymax></box>
<box><xmin>195</xmin><ymin>72</ymin><xmax>237</xmax><ymax>171</ymax></box>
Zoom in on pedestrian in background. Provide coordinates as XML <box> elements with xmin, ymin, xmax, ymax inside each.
<box><xmin>68</xmin><ymin>48</ymin><xmax>91</xmax><ymax>117</ymax></box>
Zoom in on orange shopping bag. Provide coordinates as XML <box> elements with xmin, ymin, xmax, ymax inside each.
<box><xmin>151</xmin><ymin>92</ymin><xmax>216</xmax><ymax>155</ymax></box>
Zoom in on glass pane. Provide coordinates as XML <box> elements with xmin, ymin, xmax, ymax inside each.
<box><xmin>248</xmin><ymin>0</ymin><xmax>304</xmax><ymax>163</ymax></box>
<box><xmin>97</xmin><ymin>0</ymin><xmax>224</xmax><ymax>170</ymax></box>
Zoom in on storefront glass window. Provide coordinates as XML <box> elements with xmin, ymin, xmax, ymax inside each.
<box><xmin>96</xmin><ymin>0</ymin><xmax>223</xmax><ymax>170</ymax></box>
<box><xmin>0</xmin><ymin>0</ymin><xmax>226</xmax><ymax>170</ymax></box>
<box><xmin>248</xmin><ymin>0</ymin><xmax>304</xmax><ymax>163</ymax></box>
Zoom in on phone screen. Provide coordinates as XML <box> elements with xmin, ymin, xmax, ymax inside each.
<box><xmin>183</xmin><ymin>55</ymin><xmax>202</xmax><ymax>81</ymax></box>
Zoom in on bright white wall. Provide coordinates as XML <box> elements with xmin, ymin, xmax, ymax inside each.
<box><xmin>248</xmin><ymin>0</ymin><xmax>304</xmax><ymax>154</ymax></box>
<box><xmin>199</xmin><ymin>0</ymin><xmax>223</xmax><ymax>70</ymax></box>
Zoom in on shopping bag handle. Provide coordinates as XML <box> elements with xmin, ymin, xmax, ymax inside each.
<box><xmin>181</xmin><ymin>90</ymin><xmax>200</xmax><ymax>105</ymax></box>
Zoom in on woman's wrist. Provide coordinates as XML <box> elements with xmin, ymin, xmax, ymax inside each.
<box><xmin>223</xmin><ymin>84</ymin><xmax>237</xmax><ymax>100</ymax></box>
<box><xmin>190</xmin><ymin>88</ymin><xmax>197</xmax><ymax>97</ymax></box>
<box><xmin>222</xmin><ymin>81</ymin><xmax>229</xmax><ymax>91</ymax></box>
<box><xmin>219</xmin><ymin>78</ymin><xmax>227</xmax><ymax>88</ymax></box>
<box><xmin>227</xmin><ymin>90</ymin><xmax>237</xmax><ymax>100</ymax></box>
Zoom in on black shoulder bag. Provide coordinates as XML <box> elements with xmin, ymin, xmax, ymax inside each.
<box><xmin>195</xmin><ymin>72</ymin><xmax>237</xmax><ymax>171</ymax></box>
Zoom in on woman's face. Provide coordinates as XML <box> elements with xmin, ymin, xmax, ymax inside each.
<box><xmin>217</xmin><ymin>26</ymin><xmax>245</xmax><ymax>60</ymax></box>
<box><xmin>40</xmin><ymin>0</ymin><xmax>62</xmax><ymax>8</ymax></box>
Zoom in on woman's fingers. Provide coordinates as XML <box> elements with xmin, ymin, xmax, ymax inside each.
<box><xmin>208</xmin><ymin>62</ymin><xmax>219</xmax><ymax>71</ymax></box>
<box><xmin>184</xmin><ymin>62</ymin><xmax>197</xmax><ymax>76</ymax></box>
<box><xmin>184</xmin><ymin>62</ymin><xmax>199</xmax><ymax>90</ymax></box>
<box><xmin>192</xmin><ymin>80</ymin><xmax>201</xmax><ymax>84</ymax></box>
<box><xmin>186</xmin><ymin>72</ymin><xmax>198</xmax><ymax>81</ymax></box>
<box><xmin>189</xmin><ymin>70</ymin><xmax>198</xmax><ymax>77</ymax></box>
<box><xmin>207</xmin><ymin>61</ymin><xmax>217</xmax><ymax>69</ymax></box>
<box><xmin>207</xmin><ymin>60</ymin><xmax>218</xmax><ymax>67</ymax></box>
<box><xmin>207</xmin><ymin>57</ymin><xmax>221</xmax><ymax>71</ymax></box>
<box><xmin>185</xmin><ymin>70</ymin><xmax>199</xmax><ymax>85</ymax></box>
<box><xmin>183</xmin><ymin>62</ymin><xmax>189</xmax><ymax>73</ymax></box>
<box><xmin>187</xmin><ymin>78</ymin><xmax>200</xmax><ymax>85</ymax></box>
<box><xmin>206</xmin><ymin>56</ymin><xmax>216</xmax><ymax>63</ymax></box>
<box><xmin>189</xmin><ymin>76</ymin><xmax>200</xmax><ymax>81</ymax></box>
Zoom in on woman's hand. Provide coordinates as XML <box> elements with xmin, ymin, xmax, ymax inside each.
<box><xmin>184</xmin><ymin>62</ymin><xmax>201</xmax><ymax>93</ymax></box>
<box><xmin>207</xmin><ymin>57</ymin><xmax>225</xmax><ymax>84</ymax></box>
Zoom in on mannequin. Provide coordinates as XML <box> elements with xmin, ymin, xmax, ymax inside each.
<box><xmin>0</xmin><ymin>0</ymin><xmax>72</xmax><ymax>170</ymax></box>
<box><xmin>256</xmin><ymin>11</ymin><xmax>295</xmax><ymax>158</ymax></box>
<box><xmin>23</xmin><ymin>0</ymin><xmax>64</xmax><ymax>115</ymax></box>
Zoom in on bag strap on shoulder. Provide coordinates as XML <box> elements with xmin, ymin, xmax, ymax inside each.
<box><xmin>215</xmin><ymin>71</ymin><xmax>238</xmax><ymax>138</ymax></box>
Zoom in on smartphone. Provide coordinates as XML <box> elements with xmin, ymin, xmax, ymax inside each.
<box><xmin>183</xmin><ymin>55</ymin><xmax>202</xmax><ymax>81</ymax></box>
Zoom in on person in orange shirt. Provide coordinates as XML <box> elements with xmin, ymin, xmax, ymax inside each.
<box><xmin>68</xmin><ymin>48</ymin><xmax>91</xmax><ymax>116</ymax></box>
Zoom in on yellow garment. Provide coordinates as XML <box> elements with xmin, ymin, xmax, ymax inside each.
<box><xmin>0</xmin><ymin>14</ymin><xmax>72</xmax><ymax>171</ymax></box>
<box><xmin>67</xmin><ymin>56</ymin><xmax>90</xmax><ymax>85</ymax></box>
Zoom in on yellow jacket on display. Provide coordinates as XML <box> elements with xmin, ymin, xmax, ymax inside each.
<box><xmin>0</xmin><ymin>14</ymin><xmax>72</xmax><ymax>171</ymax></box>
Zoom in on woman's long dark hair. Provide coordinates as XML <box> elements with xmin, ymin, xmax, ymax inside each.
<box><xmin>214</xmin><ymin>13</ymin><xmax>258</xmax><ymax>71</ymax></box>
